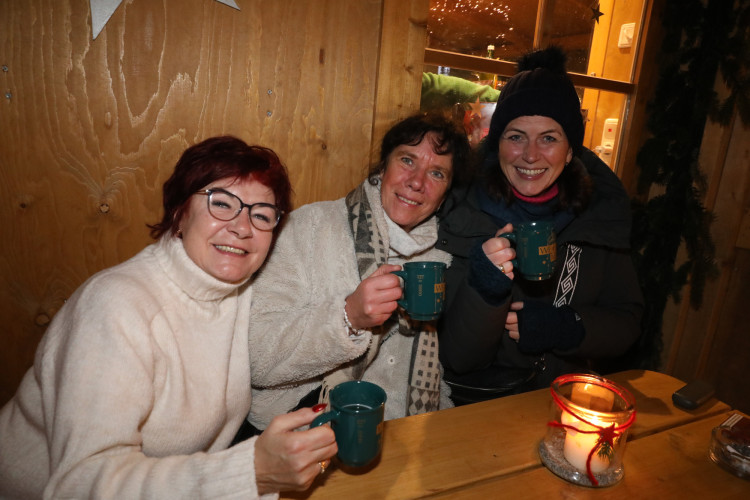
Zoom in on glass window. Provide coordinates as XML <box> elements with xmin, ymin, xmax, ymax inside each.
<box><xmin>427</xmin><ymin>1</ymin><xmax>537</xmax><ymax>63</ymax></box>
<box><xmin>422</xmin><ymin>0</ymin><xmax>647</xmax><ymax>174</ymax></box>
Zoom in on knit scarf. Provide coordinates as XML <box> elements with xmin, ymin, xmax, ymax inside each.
<box><xmin>319</xmin><ymin>181</ymin><xmax>441</xmax><ymax>416</ymax></box>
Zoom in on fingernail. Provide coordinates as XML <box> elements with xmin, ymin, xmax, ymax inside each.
<box><xmin>312</xmin><ymin>403</ymin><xmax>326</xmax><ymax>412</ymax></box>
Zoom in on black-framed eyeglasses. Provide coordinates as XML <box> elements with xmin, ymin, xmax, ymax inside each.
<box><xmin>196</xmin><ymin>188</ymin><xmax>282</xmax><ymax>231</ymax></box>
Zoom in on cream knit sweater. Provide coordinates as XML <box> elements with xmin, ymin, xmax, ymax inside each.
<box><xmin>248</xmin><ymin>181</ymin><xmax>452</xmax><ymax>429</ymax></box>
<box><xmin>0</xmin><ymin>236</ymin><xmax>369</xmax><ymax>499</ymax></box>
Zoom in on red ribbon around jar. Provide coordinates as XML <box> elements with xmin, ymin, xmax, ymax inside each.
<box><xmin>541</xmin><ymin>373</ymin><xmax>636</xmax><ymax>487</ymax></box>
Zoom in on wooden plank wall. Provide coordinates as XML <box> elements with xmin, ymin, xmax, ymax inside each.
<box><xmin>4</xmin><ymin>0</ymin><xmax>745</xmax><ymax>415</ymax></box>
<box><xmin>611</xmin><ymin>0</ymin><xmax>750</xmax><ymax>414</ymax></box>
<box><xmin>0</xmin><ymin>0</ymin><xmax>428</xmax><ymax>405</ymax></box>
<box><xmin>661</xmin><ymin>107</ymin><xmax>750</xmax><ymax>414</ymax></box>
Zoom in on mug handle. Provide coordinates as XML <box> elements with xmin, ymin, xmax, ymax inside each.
<box><xmin>498</xmin><ymin>232</ymin><xmax>515</xmax><ymax>244</ymax></box>
<box><xmin>391</xmin><ymin>270</ymin><xmax>408</xmax><ymax>310</ymax></box>
<box><xmin>497</xmin><ymin>232</ymin><xmax>518</xmax><ymax>268</ymax></box>
<box><xmin>311</xmin><ymin>410</ymin><xmax>338</xmax><ymax>428</ymax></box>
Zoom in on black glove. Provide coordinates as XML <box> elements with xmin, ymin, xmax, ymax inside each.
<box><xmin>467</xmin><ymin>240</ymin><xmax>512</xmax><ymax>306</ymax></box>
<box><xmin>516</xmin><ymin>301</ymin><xmax>585</xmax><ymax>354</ymax></box>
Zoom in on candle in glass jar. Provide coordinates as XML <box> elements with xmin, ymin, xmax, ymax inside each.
<box><xmin>541</xmin><ymin>374</ymin><xmax>636</xmax><ymax>487</ymax></box>
<box><xmin>561</xmin><ymin>411</ymin><xmax>609</xmax><ymax>473</ymax></box>
<box><xmin>562</xmin><ymin>382</ymin><xmax>616</xmax><ymax>473</ymax></box>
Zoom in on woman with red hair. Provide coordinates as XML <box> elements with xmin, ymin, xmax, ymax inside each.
<box><xmin>0</xmin><ymin>136</ymin><xmax>369</xmax><ymax>498</ymax></box>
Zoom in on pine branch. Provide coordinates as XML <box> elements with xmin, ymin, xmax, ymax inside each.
<box><xmin>628</xmin><ymin>0</ymin><xmax>749</xmax><ymax>369</ymax></box>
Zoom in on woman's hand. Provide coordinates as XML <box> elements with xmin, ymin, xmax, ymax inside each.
<box><xmin>344</xmin><ymin>264</ymin><xmax>403</xmax><ymax>330</ymax></box>
<box><xmin>506</xmin><ymin>301</ymin><xmax>523</xmax><ymax>341</ymax></box>
<box><xmin>508</xmin><ymin>301</ymin><xmax>585</xmax><ymax>354</ymax></box>
<box><xmin>254</xmin><ymin>407</ymin><xmax>337</xmax><ymax>495</ymax></box>
<box><xmin>481</xmin><ymin>223</ymin><xmax>516</xmax><ymax>280</ymax></box>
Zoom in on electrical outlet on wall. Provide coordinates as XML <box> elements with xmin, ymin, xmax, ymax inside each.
<box><xmin>595</xmin><ymin>119</ymin><xmax>619</xmax><ymax>167</ymax></box>
<box><xmin>618</xmin><ymin>23</ymin><xmax>635</xmax><ymax>49</ymax></box>
<box><xmin>602</xmin><ymin>118</ymin><xmax>619</xmax><ymax>148</ymax></box>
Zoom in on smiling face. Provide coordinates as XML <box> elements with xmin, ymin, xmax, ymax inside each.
<box><xmin>498</xmin><ymin>115</ymin><xmax>573</xmax><ymax>197</ymax></box>
<box><xmin>379</xmin><ymin>132</ymin><xmax>453</xmax><ymax>232</ymax></box>
<box><xmin>179</xmin><ymin>176</ymin><xmax>276</xmax><ymax>284</ymax></box>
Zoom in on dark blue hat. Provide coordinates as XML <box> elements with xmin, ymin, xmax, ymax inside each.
<box><xmin>485</xmin><ymin>46</ymin><xmax>584</xmax><ymax>156</ymax></box>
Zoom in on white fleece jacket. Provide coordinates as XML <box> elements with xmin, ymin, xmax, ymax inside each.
<box><xmin>0</xmin><ymin>236</ymin><xmax>369</xmax><ymax>499</ymax></box>
<box><xmin>248</xmin><ymin>181</ymin><xmax>453</xmax><ymax>429</ymax></box>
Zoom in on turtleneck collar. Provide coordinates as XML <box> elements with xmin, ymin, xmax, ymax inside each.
<box><xmin>512</xmin><ymin>183</ymin><xmax>559</xmax><ymax>204</ymax></box>
<box><xmin>155</xmin><ymin>236</ymin><xmax>245</xmax><ymax>302</ymax></box>
<box><xmin>476</xmin><ymin>183</ymin><xmax>575</xmax><ymax>234</ymax></box>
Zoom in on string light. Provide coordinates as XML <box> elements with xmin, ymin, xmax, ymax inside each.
<box><xmin>428</xmin><ymin>0</ymin><xmax>512</xmax><ymax>54</ymax></box>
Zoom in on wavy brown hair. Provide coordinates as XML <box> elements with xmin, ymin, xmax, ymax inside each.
<box><xmin>367</xmin><ymin>112</ymin><xmax>471</xmax><ymax>187</ymax></box>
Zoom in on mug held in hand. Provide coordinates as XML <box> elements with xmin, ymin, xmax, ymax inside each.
<box><xmin>391</xmin><ymin>261</ymin><xmax>447</xmax><ymax>321</ymax></box>
<box><xmin>500</xmin><ymin>221</ymin><xmax>557</xmax><ymax>281</ymax></box>
<box><xmin>310</xmin><ymin>380</ymin><xmax>387</xmax><ymax>468</ymax></box>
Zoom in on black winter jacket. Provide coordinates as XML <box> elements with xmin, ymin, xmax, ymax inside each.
<box><xmin>436</xmin><ymin>148</ymin><xmax>643</xmax><ymax>396</ymax></box>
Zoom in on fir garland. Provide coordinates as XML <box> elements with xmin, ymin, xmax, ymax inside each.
<box><xmin>629</xmin><ymin>0</ymin><xmax>750</xmax><ymax>369</ymax></box>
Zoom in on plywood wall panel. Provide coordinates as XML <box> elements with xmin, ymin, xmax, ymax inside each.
<box><xmin>703</xmin><ymin>248</ymin><xmax>750</xmax><ymax>414</ymax></box>
<box><xmin>737</xmin><ymin>209</ymin><xmax>750</xmax><ymax>249</ymax></box>
<box><xmin>0</xmin><ymin>0</ymin><xmax>430</xmax><ymax>405</ymax></box>
<box><xmin>371</xmin><ymin>0</ymin><xmax>429</xmax><ymax>162</ymax></box>
<box><xmin>668</xmin><ymin>115</ymin><xmax>750</xmax><ymax>382</ymax></box>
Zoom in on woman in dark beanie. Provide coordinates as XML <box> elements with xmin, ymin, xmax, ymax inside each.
<box><xmin>436</xmin><ymin>46</ymin><xmax>644</xmax><ymax>403</ymax></box>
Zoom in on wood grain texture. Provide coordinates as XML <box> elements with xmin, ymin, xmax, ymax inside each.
<box><xmin>282</xmin><ymin>370</ymin><xmax>733</xmax><ymax>499</ymax></box>
<box><xmin>0</xmin><ymin>0</ymin><xmax>426</xmax><ymax>404</ymax></box>
<box><xmin>370</xmin><ymin>0</ymin><xmax>429</xmax><ymax>163</ymax></box>
<box><xmin>3</xmin><ymin>0</ymin><xmax>748</xmax><ymax>429</ymax></box>
<box><xmin>737</xmin><ymin>210</ymin><xmax>750</xmax><ymax>250</ymax></box>
<box><xmin>702</xmin><ymin>251</ymin><xmax>750</xmax><ymax>415</ymax></box>
<box><xmin>428</xmin><ymin>412</ymin><xmax>750</xmax><ymax>499</ymax></box>
<box><xmin>666</xmin><ymin>110</ymin><xmax>750</xmax><ymax>416</ymax></box>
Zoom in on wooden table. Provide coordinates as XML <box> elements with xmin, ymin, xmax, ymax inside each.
<box><xmin>283</xmin><ymin>370</ymin><xmax>749</xmax><ymax>499</ymax></box>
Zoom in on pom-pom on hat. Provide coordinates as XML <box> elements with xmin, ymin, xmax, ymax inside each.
<box><xmin>485</xmin><ymin>46</ymin><xmax>584</xmax><ymax>156</ymax></box>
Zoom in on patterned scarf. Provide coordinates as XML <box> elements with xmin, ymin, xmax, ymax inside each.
<box><xmin>320</xmin><ymin>181</ymin><xmax>441</xmax><ymax>416</ymax></box>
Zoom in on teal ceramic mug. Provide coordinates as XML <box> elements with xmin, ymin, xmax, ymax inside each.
<box><xmin>499</xmin><ymin>221</ymin><xmax>557</xmax><ymax>281</ymax></box>
<box><xmin>310</xmin><ymin>380</ymin><xmax>386</xmax><ymax>468</ymax></box>
<box><xmin>391</xmin><ymin>261</ymin><xmax>446</xmax><ymax>321</ymax></box>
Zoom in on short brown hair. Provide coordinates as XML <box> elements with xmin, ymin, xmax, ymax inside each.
<box><xmin>367</xmin><ymin>112</ymin><xmax>471</xmax><ymax>187</ymax></box>
<box><xmin>149</xmin><ymin>136</ymin><xmax>292</xmax><ymax>239</ymax></box>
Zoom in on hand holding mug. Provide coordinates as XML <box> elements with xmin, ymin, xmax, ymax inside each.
<box><xmin>498</xmin><ymin>221</ymin><xmax>557</xmax><ymax>281</ymax></box>
<box><xmin>483</xmin><ymin>223</ymin><xmax>516</xmax><ymax>279</ymax></box>
<box><xmin>311</xmin><ymin>381</ymin><xmax>387</xmax><ymax>469</ymax></box>
<box><xmin>391</xmin><ymin>262</ymin><xmax>447</xmax><ymax>321</ymax></box>
<box><xmin>345</xmin><ymin>264</ymin><xmax>402</xmax><ymax>330</ymax></box>
<box><xmin>254</xmin><ymin>407</ymin><xmax>338</xmax><ymax>494</ymax></box>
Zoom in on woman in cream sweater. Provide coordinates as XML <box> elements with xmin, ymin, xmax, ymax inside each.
<box><xmin>246</xmin><ymin>114</ymin><xmax>470</xmax><ymax>432</ymax></box>
<box><xmin>0</xmin><ymin>137</ymin><xmax>371</xmax><ymax>499</ymax></box>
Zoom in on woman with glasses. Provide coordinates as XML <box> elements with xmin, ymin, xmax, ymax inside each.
<box><xmin>0</xmin><ymin>136</ymin><xmax>371</xmax><ymax>498</ymax></box>
<box><xmin>243</xmin><ymin>113</ymin><xmax>470</xmax><ymax>435</ymax></box>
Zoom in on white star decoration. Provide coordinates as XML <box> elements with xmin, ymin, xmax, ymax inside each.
<box><xmin>90</xmin><ymin>0</ymin><xmax>240</xmax><ymax>39</ymax></box>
